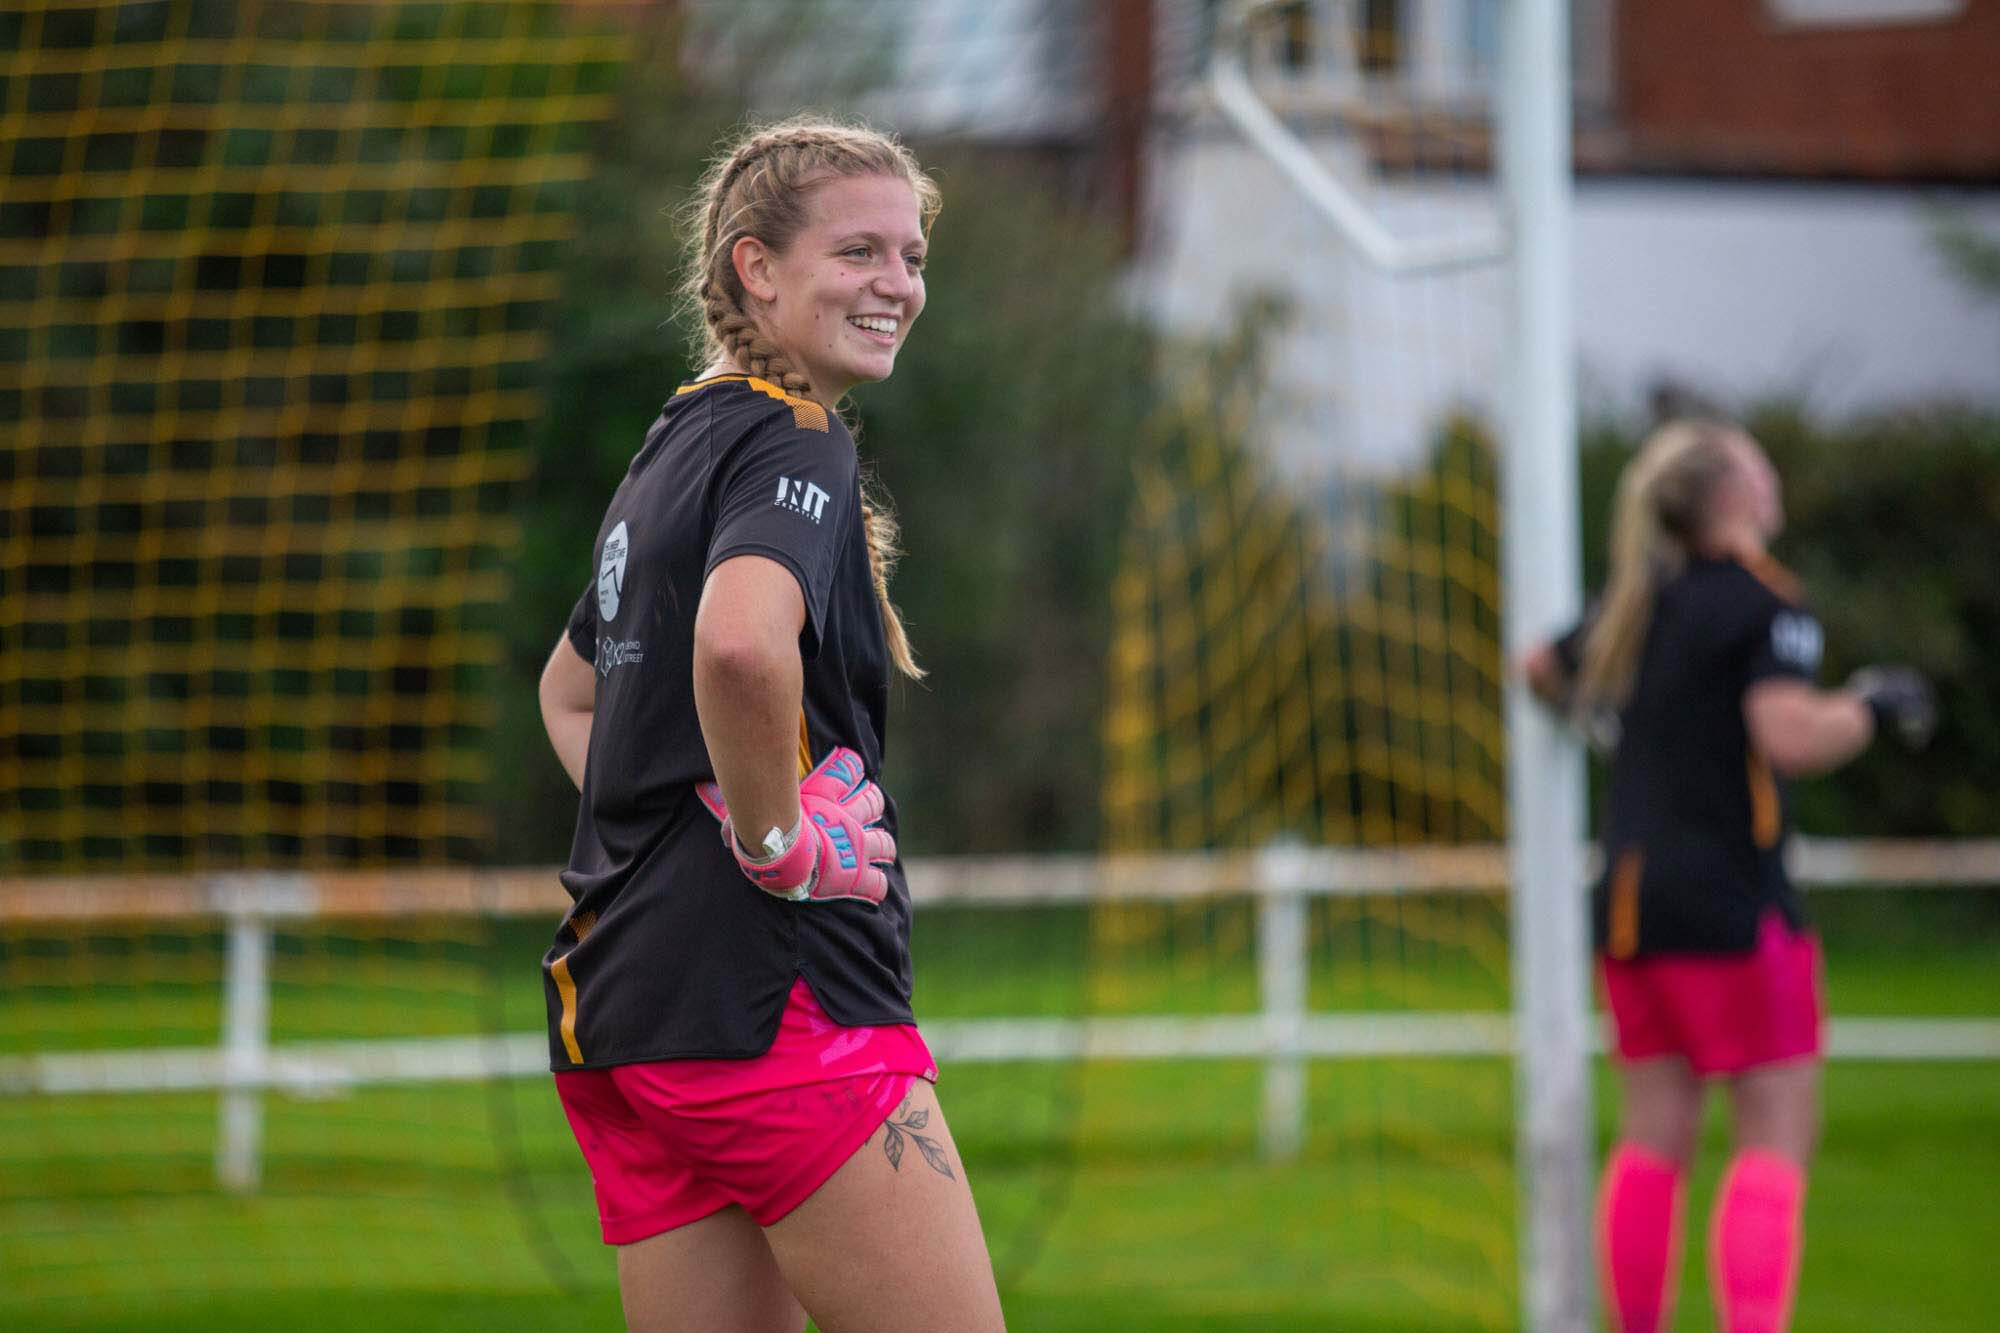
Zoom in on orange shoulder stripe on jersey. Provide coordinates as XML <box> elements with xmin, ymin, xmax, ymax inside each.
<box><xmin>1741</xmin><ymin>552</ymin><xmax>1803</xmax><ymax>605</ymax></box>
<box><xmin>674</xmin><ymin>374</ymin><xmax>830</xmax><ymax>434</ymax></box>
<box><xmin>797</xmin><ymin>712</ymin><xmax>812</xmax><ymax>780</ymax></box>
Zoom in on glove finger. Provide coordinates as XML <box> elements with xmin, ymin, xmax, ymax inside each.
<box><xmin>863</xmin><ymin>824</ymin><xmax>898</xmax><ymax>869</ymax></box>
<box><xmin>840</xmin><ymin>777</ymin><xmax>887</xmax><ymax>826</ymax></box>
<box><xmin>823</xmin><ymin>864</ymin><xmax>888</xmax><ymax>907</ymax></box>
<box><xmin>695</xmin><ymin>781</ymin><xmax>729</xmax><ymax>823</ymax></box>
<box><xmin>800</xmin><ymin>746</ymin><xmax>868</xmax><ymax>801</ymax></box>
<box><xmin>861</xmin><ymin>864</ymin><xmax>889</xmax><ymax>904</ymax></box>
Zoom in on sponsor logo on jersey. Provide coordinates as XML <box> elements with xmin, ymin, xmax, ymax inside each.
<box><xmin>775</xmin><ymin>476</ymin><xmax>830</xmax><ymax>523</ymax></box>
<box><xmin>597</xmin><ymin>636</ymin><xmax>645</xmax><ymax>678</ymax></box>
<box><xmin>597</xmin><ymin>520</ymin><xmax>629</xmax><ymax>622</ymax></box>
<box><xmin>1771</xmin><ymin>610</ymin><xmax>1823</xmax><ymax>672</ymax></box>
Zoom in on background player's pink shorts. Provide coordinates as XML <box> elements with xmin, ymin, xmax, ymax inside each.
<box><xmin>555</xmin><ymin>977</ymin><xmax>937</xmax><ymax>1244</ymax></box>
<box><xmin>1600</xmin><ymin>908</ymin><xmax>1825</xmax><ymax>1076</ymax></box>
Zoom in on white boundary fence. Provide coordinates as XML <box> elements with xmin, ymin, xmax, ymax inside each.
<box><xmin>4</xmin><ymin>839</ymin><xmax>1998</xmax><ymax>1191</ymax></box>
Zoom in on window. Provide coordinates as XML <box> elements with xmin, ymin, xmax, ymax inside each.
<box><xmin>1767</xmin><ymin>0</ymin><xmax>1965</xmax><ymax>28</ymax></box>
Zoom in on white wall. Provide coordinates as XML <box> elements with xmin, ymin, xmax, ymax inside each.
<box><xmin>1572</xmin><ymin>181</ymin><xmax>2000</xmax><ymax>418</ymax></box>
<box><xmin>1140</xmin><ymin>133</ymin><xmax>2000</xmax><ymax>476</ymax></box>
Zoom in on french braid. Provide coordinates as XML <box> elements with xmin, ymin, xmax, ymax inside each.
<box><xmin>681</xmin><ymin>116</ymin><xmax>938</xmax><ymax>679</ymax></box>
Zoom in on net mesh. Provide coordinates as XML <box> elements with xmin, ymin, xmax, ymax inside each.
<box><xmin>0</xmin><ymin>0</ymin><xmax>629</xmax><ymax>872</ymax></box>
<box><xmin>0</xmin><ymin>1</ymin><xmax>631</xmax><ymax>1317</ymax></box>
<box><xmin>0</xmin><ymin>905</ymin><xmax>560</xmax><ymax>1308</ymax></box>
<box><xmin>1095</xmin><ymin>2</ymin><xmax>1516</xmax><ymax>1324</ymax></box>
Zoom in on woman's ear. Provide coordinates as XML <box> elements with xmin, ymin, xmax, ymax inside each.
<box><xmin>732</xmin><ymin>235</ymin><xmax>778</xmax><ymax>305</ymax></box>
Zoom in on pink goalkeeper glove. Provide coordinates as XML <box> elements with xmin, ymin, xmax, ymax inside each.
<box><xmin>695</xmin><ymin>747</ymin><xmax>898</xmax><ymax>906</ymax></box>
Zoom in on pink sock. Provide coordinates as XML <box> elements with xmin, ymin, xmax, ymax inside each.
<box><xmin>1710</xmin><ymin>1148</ymin><xmax>1807</xmax><ymax>1333</ymax></box>
<box><xmin>1597</xmin><ymin>1143</ymin><xmax>1686</xmax><ymax>1333</ymax></box>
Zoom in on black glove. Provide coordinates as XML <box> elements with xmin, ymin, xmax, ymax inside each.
<box><xmin>1847</xmin><ymin>665</ymin><xmax>1936</xmax><ymax>750</ymax></box>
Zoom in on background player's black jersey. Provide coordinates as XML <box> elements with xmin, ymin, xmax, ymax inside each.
<box><xmin>541</xmin><ymin>375</ymin><xmax>913</xmax><ymax>1069</ymax></box>
<box><xmin>1556</xmin><ymin>556</ymin><xmax>1824</xmax><ymax>957</ymax></box>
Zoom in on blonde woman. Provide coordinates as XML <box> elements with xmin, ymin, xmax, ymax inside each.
<box><xmin>536</xmin><ymin>117</ymin><xmax>1003</xmax><ymax>1332</ymax></box>
<box><xmin>1524</xmin><ymin>420</ymin><xmax>1932</xmax><ymax>1333</ymax></box>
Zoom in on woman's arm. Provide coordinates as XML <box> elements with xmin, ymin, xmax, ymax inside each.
<box><xmin>1742</xmin><ymin>679</ymin><xmax>1873</xmax><ymax>778</ymax></box>
<box><xmin>693</xmin><ymin>554</ymin><xmax>809</xmax><ymax>853</ymax></box>
<box><xmin>539</xmin><ymin>634</ymin><xmax>597</xmax><ymax>791</ymax></box>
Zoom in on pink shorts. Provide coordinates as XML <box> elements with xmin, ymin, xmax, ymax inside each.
<box><xmin>1600</xmin><ymin>909</ymin><xmax>1825</xmax><ymax>1077</ymax></box>
<box><xmin>554</xmin><ymin>977</ymin><xmax>937</xmax><ymax>1243</ymax></box>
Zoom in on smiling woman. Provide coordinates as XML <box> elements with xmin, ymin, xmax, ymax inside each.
<box><xmin>729</xmin><ymin>172</ymin><xmax>929</xmax><ymax>402</ymax></box>
<box><xmin>683</xmin><ymin>118</ymin><xmax>942</xmax><ymax>684</ymax></box>
<box><xmin>531</xmin><ymin>117</ymin><xmax>1004</xmax><ymax>1333</ymax></box>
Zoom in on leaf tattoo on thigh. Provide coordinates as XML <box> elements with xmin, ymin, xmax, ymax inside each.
<box><xmin>881</xmin><ymin>1095</ymin><xmax>955</xmax><ymax>1180</ymax></box>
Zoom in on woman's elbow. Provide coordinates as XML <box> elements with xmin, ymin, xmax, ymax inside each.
<box><xmin>539</xmin><ymin>640</ymin><xmax>595</xmax><ymax>722</ymax></box>
<box><xmin>1758</xmin><ymin>743</ymin><xmax>1821</xmax><ymax>779</ymax></box>
<box><xmin>537</xmin><ymin>669</ymin><xmax>569</xmax><ymax>731</ymax></box>
<box><xmin>693</xmin><ymin>627</ymin><xmax>794</xmax><ymax>694</ymax></box>
<box><xmin>1747</xmin><ymin>710</ymin><xmax>1819</xmax><ymax>775</ymax></box>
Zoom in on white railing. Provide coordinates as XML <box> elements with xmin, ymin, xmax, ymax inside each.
<box><xmin>4</xmin><ymin>839</ymin><xmax>1998</xmax><ymax>1190</ymax></box>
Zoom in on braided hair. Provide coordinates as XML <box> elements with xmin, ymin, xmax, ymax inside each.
<box><xmin>682</xmin><ymin>114</ymin><xmax>940</xmax><ymax>680</ymax></box>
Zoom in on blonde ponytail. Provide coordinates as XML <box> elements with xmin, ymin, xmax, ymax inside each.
<box><xmin>859</xmin><ymin>494</ymin><xmax>923</xmax><ymax>680</ymax></box>
<box><xmin>1574</xmin><ymin>420</ymin><xmax>1747</xmax><ymax>717</ymax></box>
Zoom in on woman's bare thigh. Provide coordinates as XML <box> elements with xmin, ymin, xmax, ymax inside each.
<box><xmin>763</xmin><ymin>1078</ymin><xmax>1004</xmax><ymax>1333</ymax></box>
<box><xmin>616</xmin><ymin>1204</ymin><xmax>806</xmax><ymax>1333</ymax></box>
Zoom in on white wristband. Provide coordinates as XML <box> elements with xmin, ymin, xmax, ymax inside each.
<box><xmin>737</xmin><ymin>814</ymin><xmax>803</xmax><ymax>866</ymax></box>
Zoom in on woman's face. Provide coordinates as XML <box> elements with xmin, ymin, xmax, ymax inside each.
<box><xmin>745</xmin><ymin>173</ymin><xmax>927</xmax><ymax>402</ymax></box>
<box><xmin>1731</xmin><ymin>435</ymin><xmax>1785</xmax><ymax>540</ymax></box>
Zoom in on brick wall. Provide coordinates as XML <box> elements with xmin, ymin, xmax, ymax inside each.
<box><xmin>1614</xmin><ymin>0</ymin><xmax>2000</xmax><ymax>180</ymax></box>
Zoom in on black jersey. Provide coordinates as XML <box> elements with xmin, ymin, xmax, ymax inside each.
<box><xmin>1556</xmin><ymin>556</ymin><xmax>1824</xmax><ymax>958</ymax></box>
<box><xmin>541</xmin><ymin>375</ymin><xmax>913</xmax><ymax>1069</ymax></box>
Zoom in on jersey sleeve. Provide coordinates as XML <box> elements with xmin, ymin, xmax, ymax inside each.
<box><xmin>706</xmin><ymin>409</ymin><xmax>859</xmax><ymax>659</ymax></box>
<box><xmin>1745</xmin><ymin>596</ymin><xmax>1824</xmax><ymax>685</ymax></box>
<box><xmin>565</xmin><ymin>581</ymin><xmax>596</xmax><ymax>663</ymax></box>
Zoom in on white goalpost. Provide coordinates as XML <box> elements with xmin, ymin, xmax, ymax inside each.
<box><xmin>1494</xmin><ymin>0</ymin><xmax>1594</xmax><ymax>1325</ymax></box>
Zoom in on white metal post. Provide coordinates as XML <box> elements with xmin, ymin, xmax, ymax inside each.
<box><xmin>1257</xmin><ymin>843</ymin><xmax>1309</xmax><ymax>1161</ymax></box>
<box><xmin>1497</xmin><ymin>0</ymin><xmax>1595</xmax><ymax>1329</ymax></box>
<box><xmin>217</xmin><ymin>883</ymin><xmax>272</xmax><ymax>1193</ymax></box>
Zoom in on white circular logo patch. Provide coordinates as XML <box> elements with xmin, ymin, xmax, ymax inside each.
<box><xmin>1770</xmin><ymin>610</ymin><xmax>1823</xmax><ymax>673</ymax></box>
<box><xmin>597</xmin><ymin>520</ymin><xmax>629</xmax><ymax>622</ymax></box>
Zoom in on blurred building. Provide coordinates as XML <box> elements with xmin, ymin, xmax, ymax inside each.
<box><xmin>676</xmin><ymin>0</ymin><xmax>1144</xmax><ymax>219</ymax></box>
<box><xmin>1136</xmin><ymin>0</ymin><xmax>2000</xmax><ymax>471</ymax></box>
<box><xmin>1604</xmin><ymin>0</ymin><xmax>1998</xmax><ymax>181</ymax></box>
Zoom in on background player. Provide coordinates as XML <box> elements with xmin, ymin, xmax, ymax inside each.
<box><xmin>1522</xmin><ymin>419</ymin><xmax>1934</xmax><ymax>1333</ymax></box>
<box><xmin>536</xmin><ymin>116</ymin><xmax>1005</xmax><ymax>1332</ymax></box>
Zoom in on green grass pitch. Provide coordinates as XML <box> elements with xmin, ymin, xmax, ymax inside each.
<box><xmin>1</xmin><ymin>890</ymin><xmax>1993</xmax><ymax>1331</ymax></box>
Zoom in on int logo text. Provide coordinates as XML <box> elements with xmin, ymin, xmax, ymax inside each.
<box><xmin>775</xmin><ymin>476</ymin><xmax>830</xmax><ymax>523</ymax></box>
